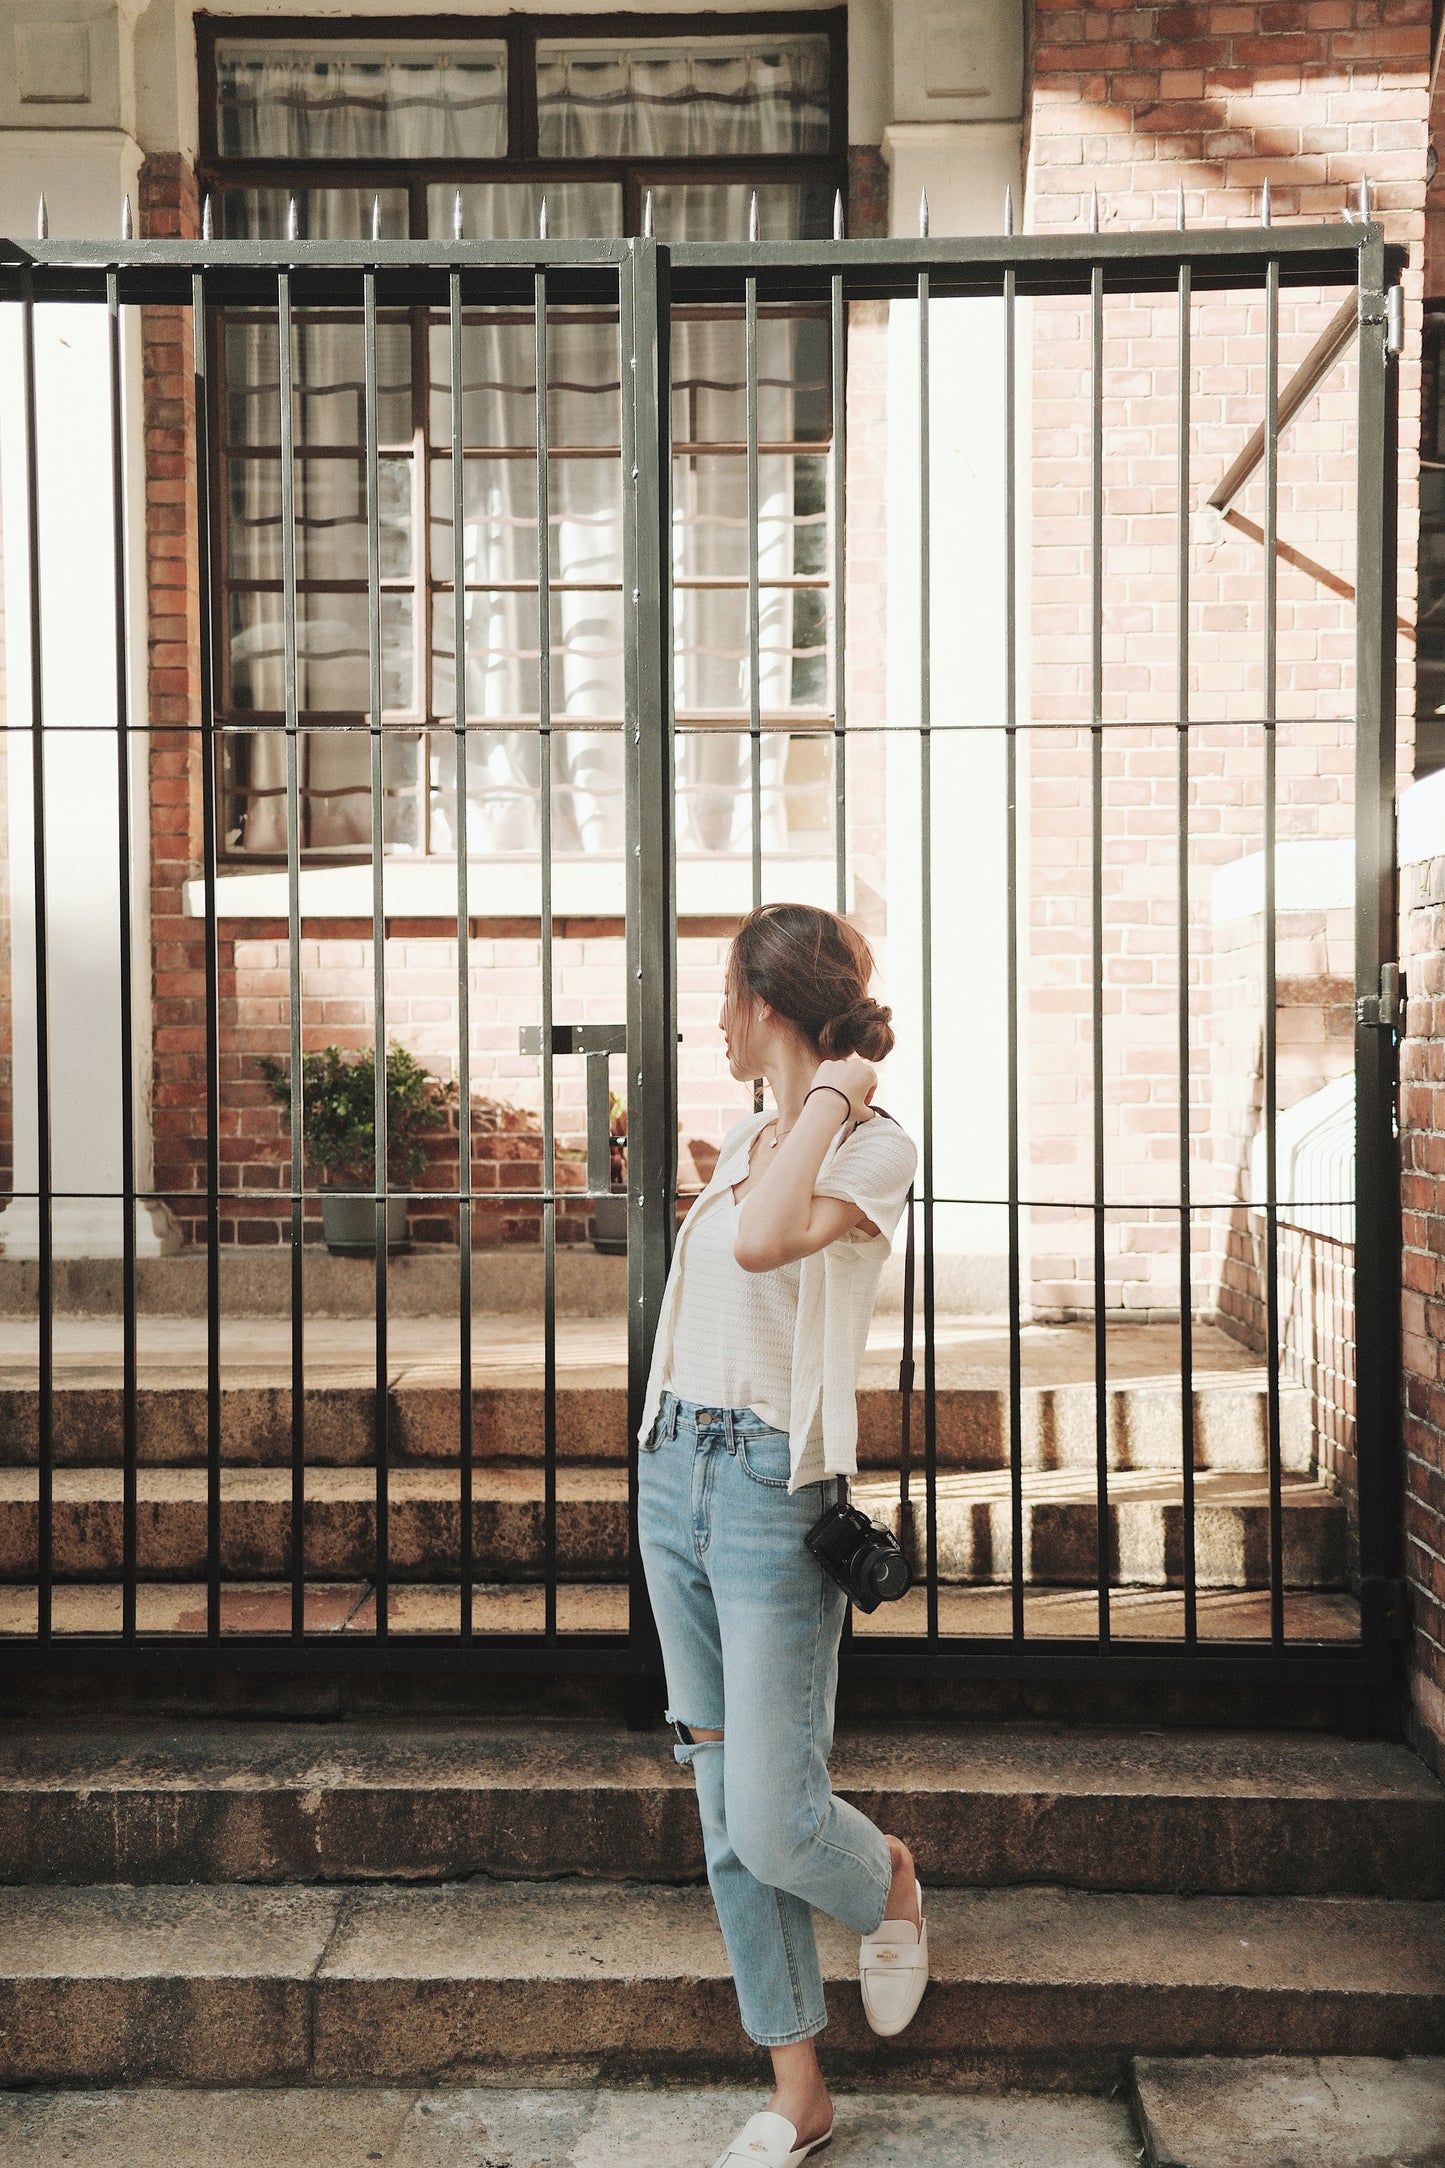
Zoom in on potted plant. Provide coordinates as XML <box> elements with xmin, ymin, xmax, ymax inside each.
<box><xmin>258</xmin><ymin>1043</ymin><xmax>449</xmax><ymax>1255</ymax></box>
<box><xmin>592</xmin><ymin>1091</ymin><xmax>628</xmax><ymax>1254</ymax></box>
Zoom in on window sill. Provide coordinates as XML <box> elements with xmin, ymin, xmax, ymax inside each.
<box><xmin>183</xmin><ymin>855</ymin><xmax>843</xmax><ymax>922</ymax></box>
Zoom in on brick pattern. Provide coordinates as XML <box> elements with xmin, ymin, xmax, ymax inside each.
<box><xmin>191</xmin><ymin>924</ymin><xmax>747</xmax><ymax>1247</ymax></box>
<box><xmin>1023</xmin><ymin>2</ymin><xmax>1428</xmax><ymax>1316</ymax></box>
<box><xmin>1400</xmin><ymin>854</ymin><xmax>1445</xmax><ymax>1773</ymax></box>
<box><xmin>140</xmin><ymin>155</ymin><xmax>206</xmax><ymax>1244</ymax></box>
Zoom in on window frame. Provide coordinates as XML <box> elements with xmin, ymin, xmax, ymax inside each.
<box><xmin>196</xmin><ymin>11</ymin><xmax>849</xmax><ymax>199</ymax></box>
<box><xmin>199</xmin><ymin>10</ymin><xmax>848</xmax><ymax>867</ymax></box>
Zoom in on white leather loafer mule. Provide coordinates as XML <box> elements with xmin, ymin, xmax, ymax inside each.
<box><xmin>858</xmin><ymin>1876</ymin><xmax>929</xmax><ymax>2036</ymax></box>
<box><xmin>711</xmin><ymin>2110</ymin><xmax>834</xmax><ymax>2167</ymax></box>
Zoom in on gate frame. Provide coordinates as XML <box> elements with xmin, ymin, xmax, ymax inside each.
<box><xmin>0</xmin><ymin>220</ymin><xmax>1407</xmax><ymax>1721</ymax></box>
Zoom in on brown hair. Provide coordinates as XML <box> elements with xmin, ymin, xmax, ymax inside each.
<box><xmin>727</xmin><ymin>903</ymin><xmax>895</xmax><ymax>1062</ymax></box>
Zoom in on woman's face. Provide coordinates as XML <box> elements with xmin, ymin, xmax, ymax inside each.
<box><xmin>719</xmin><ymin>971</ymin><xmax>763</xmax><ymax>1082</ymax></box>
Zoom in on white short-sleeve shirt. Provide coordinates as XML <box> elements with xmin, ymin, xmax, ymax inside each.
<box><xmin>640</xmin><ymin>1109</ymin><xmax>918</xmax><ymax>1492</ymax></box>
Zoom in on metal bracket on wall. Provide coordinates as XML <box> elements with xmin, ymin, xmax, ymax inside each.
<box><xmin>519</xmin><ymin>1023</ymin><xmax>627</xmax><ymax>1194</ymax></box>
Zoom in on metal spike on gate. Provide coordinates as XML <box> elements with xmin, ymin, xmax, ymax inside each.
<box><xmin>452</xmin><ymin>190</ymin><xmax>463</xmax><ymax>241</ymax></box>
<box><xmin>1004</xmin><ymin>183</ymin><xmax>1014</xmax><ymax>236</ymax></box>
<box><xmin>286</xmin><ymin>196</ymin><xmax>299</xmax><ymax>242</ymax></box>
<box><xmin>36</xmin><ymin>193</ymin><xmax>48</xmax><ymax>241</ymax></box>
<box><xmin>833</xmin><ymin>189</ymin><xmax>844</xmax><ymax>241</ymax></box>
<box><xmin>1359</xmin><ymin>174</ymin><xmax>1371</xmax><ymax>221</ymax></box>
<box><xmin>201</xmin><ymin>194</ymin><xmax>214</xmax><ymax>242</ymax></box>
<box><xmin>371</xmin><ymin>195</ymin><xmax>382</xmax><ymax>243</ymax></box>
<box><xmin>1260</xmin><ymin>177</ymin><xmax>1272</xmax><ymax>227</ymax></box>
<box><xmin>643</xmin><ymin>189</ymin><xmax>654</xmax><ymax>238</ymax></box>
<box><xmin>1089</xmin><ymin>187</ymin><xmax>1099</xmax><ymax>235</ymax></box>
<box><xmin>121</xmin><ymin>194</ymin><xmax>133</xmax><ymax>241</ymax></box>
<box><xmin>538</xmin><ymin>194</ymin><xmax>549</xmax><ymax>240</ymax></box>
<box><xmin>749</xmin><ymin>190</ymin><xmax>760</xmax><ymax>242</ymax></box>
<box><xmin>919</xmin><ymin>188</ymin><xmax>929</xmax><ymax>238</ymax></box>
<box><xmin>1176</xmin><ymin>182</ymin><xmax>1187</xmax><ymax>232</ymax></box>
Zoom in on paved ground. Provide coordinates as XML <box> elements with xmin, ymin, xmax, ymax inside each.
<box><xmin>0</xmin><ymin>2087</ymin><xmax>1142</xmax><ymax>2167</ymax></box>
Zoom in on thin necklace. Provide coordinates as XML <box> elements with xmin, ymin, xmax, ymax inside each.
<box><xmin>768</xmin><ymin>1115</ymin><xmax>792</xmax><ymax>1149</ymax></box>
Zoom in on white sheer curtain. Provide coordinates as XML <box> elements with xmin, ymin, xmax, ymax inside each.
<box><xmin>216</xmin><ymin>35</ymin><xmax>832</xmax><ymax>863</ymax></box>
<box><xmin>216</xmin><ymin>41</ymin><xmax>508</xmax><ymax>161</ymax></box>
<box><xmin>536</xmin><ymin>36</ymin><xmax>830</xmax><ymax>157</ymax></box>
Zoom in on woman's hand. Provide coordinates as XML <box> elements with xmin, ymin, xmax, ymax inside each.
<box><xmin>811</xmin><ymin>1053</ymin><xmax>877</xmax><ymax>1125</ymax></box>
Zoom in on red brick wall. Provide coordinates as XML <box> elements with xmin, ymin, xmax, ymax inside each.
<box><xmin>140</xmin><ymin>155</ymin><xmax>207</xmax><ymax>1243</ymax></box>
<box><xmin>1400</xmin><ymin>849</ymin><xmax>1445</xmax><ymax>1772</ymax></box>
<box><xmin>1026</xmin><ymin>0</ymin><xmax>1438</xmax><ymax>1760</ymax></box>
<box><xmin>214</xmin><ymin>920</ymin><xmax>745</xmax><ymax>1247</ymax></box>
<box><xmin>1023</xmin><ymin>1</ymin><xmax>1428</xmax><ymax>1320</ymax></box>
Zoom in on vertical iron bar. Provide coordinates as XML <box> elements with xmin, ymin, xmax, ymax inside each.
<box><xmin>450</xmin><ymin>268</ymin><xmax>474</xmax><ymax>1643</ymax></box>
<box><xmin>107</xmin><ymin>267</ymin><xmax>138</xmax><ymax>1641</ymax></box>
<box><xmin>622</xmin><ymin>238</ymin><xmax>674</xmax><ymax>1710</ymax></box>
<box><xmin>747</xmin><ymin>267</ymin><xmax>762</xmax><ymax>1116</ymax></box>
<box><xmin>1176</xmin><ymin>257</ymin><xmax>1197</xmax><ymax>1648</ymax></box>
<box><xmin>1263</xmin><ymin>254</ymin><xmax>1284</xmax><ymax>1650</ymax></box>
<box><xmin>364</xmin><ymin>263</ymin><xmax>390</xmax><ymax>1641</ymax></box>
<box><xmin>1352</xmin><ymin>230</ymin><xmax>1402</xmax><ymax>1676</ymax></box>
<box><xmin>918</xmin><ymin>271</ymin><xmax>938</xmax><ymax>1643</ymax></box>
<box><xmin>1090</xmin><ymin>262</ymin><xmax>1110</xmax><ymax>1646</ymax></box>
<box><xmin>536</xmin><ymin>263</ymin><xmax>558</xmax><ymax>1641</ymax></box>
<box><xmin>278</xmin><ymin>269</ymin><xmax>306</xmax><ymax>1640</ymax></box>
<box><xmin>19</xmin><ymin>271</ymin><xmax>52</xmax><ymax>1644</ymax></box>
<box><xmin>1004</xmin><ymin>255</ymin><xmax>1024</xmax><ymax>1641</ymax></box>
<box><xmin>831</xmin><ymin>267</ymin><xmax>847</xmax><ymax>914</ymax></box>
<box><xmin>191</xmin><ymin>268</ymin><xmax>223</xmax><ymax>1642</ymax></box>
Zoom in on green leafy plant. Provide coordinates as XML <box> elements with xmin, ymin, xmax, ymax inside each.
<box><xmin>258</xmin><ymin>1043</ymin><xmax>449</xmax><ymax>1188</ymax></box>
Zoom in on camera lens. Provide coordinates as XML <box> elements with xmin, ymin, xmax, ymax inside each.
<box><xmin>863</xmin><ymin>1545</ymin><xmax>911</xmax><ymax>1602</ymax></box>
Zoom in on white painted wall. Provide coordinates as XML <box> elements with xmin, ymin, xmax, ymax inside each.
<box><xmin>0</xmin><ymin>130</ymin><xmax>176</xmax><ymax>1255</ymax></box>
<box><xmin>877</xmin><ymin>3</ymin><xmax>1026</xmax><ymax>1311</ymax></box>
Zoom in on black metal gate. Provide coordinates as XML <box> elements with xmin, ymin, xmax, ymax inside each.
<box><xmin>0</xmin><ymin>215</ymin><xmax>1405</xmax><ymax>1709</ymax></box>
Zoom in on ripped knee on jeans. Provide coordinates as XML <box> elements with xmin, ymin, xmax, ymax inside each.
<box><xmin>669</xmin><ymin>1714</ymin><xmax>723</xmax><ymax>1764</ymax></box>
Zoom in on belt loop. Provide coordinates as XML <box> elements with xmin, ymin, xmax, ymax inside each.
<box><xmin>662</xmin><ymin>1393</ymin><xmax>678</xmax><ymax>1441</ymax></box>
<box><xmin>723</xmin><ymin>1407</ymin><xmax>737</xmax><ymax>1454</ymax></box>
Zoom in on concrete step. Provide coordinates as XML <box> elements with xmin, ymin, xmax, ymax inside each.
<box><xmin>0</xmin><ymin>1317</ymin><xmax>1311</xmax><ymax>1474</ymax></box>
<box><xmin>0</xmin><ymin>1880</ymin><xmax>1440</xmax><ymax>2089</ymax></box>
<box><xmin>0</xmin><ymin>1465</ymin><xmax>1346</xmax><ymax>1588</ymax></box>
<box><xmin>1</xmin><ymin>1721</ymin><xmax>1437</xmax><ymax>1895</ymax></box>
<box><xmin>0</xmin><ymin>1577</ymin><xmax>1363</xmax><ymax>1641</ymax></box>
<box><xmin>1131</xmin><ymin>2054</ymin><xmax>1445</xmax><ymax>2168</ymax></box>
<box><xmin>0</xmin><ymin>2083</ymin><xmax>1147</xmax><ymax>2167</ymax></box>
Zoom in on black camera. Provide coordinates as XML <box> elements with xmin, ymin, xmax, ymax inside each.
<box><xmin>804</xmin><ymin>1497</ymin><xmax>912</xmax><ymax>1613</ymax></box>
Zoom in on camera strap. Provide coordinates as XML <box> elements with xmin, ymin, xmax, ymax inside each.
<box><xmin>834</xmin><ymin>1106</ymin><xmax>915</xmax><ymax>1513</ymax></box>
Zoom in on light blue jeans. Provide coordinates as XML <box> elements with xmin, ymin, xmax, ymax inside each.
<box><xmin>638</xmin><ymin>1391</ymin><xmax>894</xmax><ymax>2045</ymax></box>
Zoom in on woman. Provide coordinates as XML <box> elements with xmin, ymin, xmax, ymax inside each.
<box><xmin>637</xmin><ymin>902</ymin><xmax>925</xmax><ymax>2168</ymax></box>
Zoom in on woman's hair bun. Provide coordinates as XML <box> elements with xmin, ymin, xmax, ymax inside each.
<box><xmin>818</xmin><ymin>997</ymin><xmax>894</xmax><ymax>1063</ymax></box>
<box><xmin>727</xmin><ymin>903</ymin><xmax>896</xmax><ymax>1062</ymax></box>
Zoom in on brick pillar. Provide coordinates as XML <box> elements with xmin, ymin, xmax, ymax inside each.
<box><xmin>1400</xmin><ymin>805</ymin><xmax>1445</xmax><ymax>1774</ymax></box>
<box><xmin>139</xmin><ymin>155</ymin><xmax>208</xmax><ymax>1245</ymax></box>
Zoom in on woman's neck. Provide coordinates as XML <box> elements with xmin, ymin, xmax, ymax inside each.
<box><xmin>764</xmin><ymin>1037</ymin><xmax>821</xmax><ymax>1136</ymax></box>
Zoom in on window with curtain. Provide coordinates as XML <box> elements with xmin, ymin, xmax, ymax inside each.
<box><xmin>202</xmin><ymin>14</ymin><xmax>845</xmax><ymax>866</ymax></box>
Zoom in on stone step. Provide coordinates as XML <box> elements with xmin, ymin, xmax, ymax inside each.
<box><xmin>0</xmin><ymin>1464</ymin><xmax>1346</xmax><ymax>1587</ymax></box>
<box><xmin>0</xmin><ymin>1577</ymin><xmax>1362</xmax><ymax>1641</ymax></box>
<box><xmin>0</xmin><ymin>2083</ymin><xmax>1148</xmax><ymax>2167</ymax></box>
<box><xmin>0</xmin><ymin>1880</ymin><xmax>1440</xmax><ymax>2089</ymax></box>
<box><xmin>2</xmin><ymin>1721</ymin><xmax>1437</xmax><ymax>1895</ymax></box>
<box><xmin>0</xmin><ymin>1316</ymin><xmax>1311</xmax><ymax>1474</ymax></box>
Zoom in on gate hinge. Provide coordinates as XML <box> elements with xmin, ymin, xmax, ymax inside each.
<box><xmin>1358</xmin><ymin>1574</ymin><xmax>1410</xmax><ymax>1644</ymax></box>
<box><xmin>1356</xmin><ymin>960</ymin><xmax>1405</xmax><ymax>1030</ymax></box>
<box><xmin>1358</xmin><ymin>286</ymin><xmax>1404</xmax><ymax>358</ymax></box>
